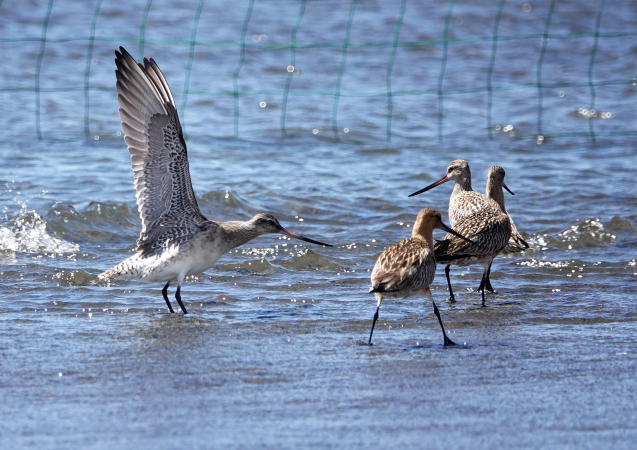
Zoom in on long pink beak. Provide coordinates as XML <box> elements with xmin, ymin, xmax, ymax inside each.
<box><xmin>409</xmin><ymin>175</ymin><xmax>449</xmax><ymax>197</ymax></box>
<box><xmin>279</xmin><ymin>228</ymin><xmax>332</xmax><ymax>247</ymax></box>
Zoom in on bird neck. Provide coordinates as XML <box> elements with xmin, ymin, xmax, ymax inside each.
<box><xmin>451</xmin><ymin>174</ymin><xmax>472</xmax><ymax>195</ymax></box>
<box><xmin>218</xmin><ymin>220</ymin><xmax>265</xmax><ymax>251</ymax></box>
<box><xmin>449</xmin><ymin>177</ymin><xmax>472</xmax><ymax>224</ymax></box>
<box><xmin>411</xmin><ymin>226</ymin><xmax>434</xmax><ymax>250</ymax></box>
<box><xmin>486</xmin><ymin>179</ymin><xmax>506</xmax><ymax>212</ymax></box>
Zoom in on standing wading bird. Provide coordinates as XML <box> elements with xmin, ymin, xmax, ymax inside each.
<box><xmin>408</xmin><ymin>160</ymin><xmax>511</xmax><ymax>306</ymax></box>
<box><xmin>368</xmin><ymin>208</ymin><xmax>475</xmax><ymax>346</ymax></box>
<box><xmin>481</xmin><ymin>165</ymin><xmax>529</xmax><ymax>293</ymax></box>
<box><xmin>99</xmin><ymin>47</ymin><xmax>332</xmax><ymax>313</ymax></box>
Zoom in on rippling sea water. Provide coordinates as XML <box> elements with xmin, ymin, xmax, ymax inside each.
<box><xmin>2</xmin><ymin>0</ymin><xmax>637</xmax><ymax>448</ymax></box>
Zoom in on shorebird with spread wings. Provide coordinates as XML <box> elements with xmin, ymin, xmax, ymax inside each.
<box><xmin>99</xmin><ymin>47</ymin><xmax>331</xmax><ymax>313</ymax></box>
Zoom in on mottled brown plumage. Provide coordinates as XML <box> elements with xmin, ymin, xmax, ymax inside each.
<box><xmin>368</xmin><ymin>208</ymin><xmax>473</xmax><ymax>346</ymax></box>
<box><xmin>410</xmin><ymin>160</ymin><xmax>511</xmax><ymax>305</ymax></box>
<box><xmin>485</xmin><ymin>166</ymin><xmax>529</xmax><ymax>255</ymax></box>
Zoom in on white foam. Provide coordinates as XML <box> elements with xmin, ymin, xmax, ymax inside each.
<box><xmin>0</xmin><ymin>207</ymin><xmax>79</xmax><ymax>254</ymax></box>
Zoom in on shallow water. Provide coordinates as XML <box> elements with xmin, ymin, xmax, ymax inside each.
<box><xmin>2</xmin><ymin>0</ymin><xmax>637</xmax><ymax>448</ymax></box>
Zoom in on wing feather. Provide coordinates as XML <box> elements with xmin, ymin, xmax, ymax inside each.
<box><xmin>434</xmin><ymin>207</ymin><xmax>511</xmax><ymax>263</ymax></box>
<box><xmin>114</xmin><ymin>47</ymin><xmax>208</xmax><ymax>255</ymax></box>
<box><xmin>371</xmin><ymin>239</ymin><xmax>436</xmax><ymax>294</ymax></box>
<box><xmin>502</xmin><ymin>216</ymin><xmax>530</xmax><ymax>254</ymax></box>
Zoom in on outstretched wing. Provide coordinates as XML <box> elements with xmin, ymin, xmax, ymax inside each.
<box><xmin>114</xmin><ymin>47</ymin><xmax>208</xmax><ymax>254</ymax></box>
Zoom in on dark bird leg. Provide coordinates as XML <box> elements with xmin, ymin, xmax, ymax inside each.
<box><xmin>445</xmin><ymin>265</ymin><xmax>456</xmax><ymax>302</ymax></box>
<box><xmin>485</xmin><ymin>277</ymin><xmax>494</xmax><ymax>293</ymax></box>
<box><xmin>477</xmin><ymin>261</ymin><xmax>496</xmax><ymax>293</ymax></box>
<box><xmin>431</xmin><ymin>300</ymin><xmax>456</xmax><ymax>346</ymax></box>
<box><xmin>485</xmin><ymin>262</ymin><xmax>495</xmax><ymax>293</ymax></box>
<box><xmin>479</xmin><ymin>268</ymin><xmax>489</xmax><ymax>307</ymax></box>
<box><xmin>174</xmin><ymin>285</ymin><xmax>188</xmax><ymax>314</ymax></box>
<box><xmin>368</xmin><ymin>306</ymin><xmax>380</xmax><ymax>345</ymax></box>
<box><xmin>162</xmin><ymin>282</ymin><xmax>175</xmax><ymax>313</ymax></box>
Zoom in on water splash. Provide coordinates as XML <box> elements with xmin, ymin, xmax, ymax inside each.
<box><xmin>557</xmin><ymin>218</ymin><xmax>616</xmax><ymax>246</ymax></box>
<box><xmin>528</xmin><ymin>218</ymin><xmax>617</xmax><ymax>251</ymax></box>
<box><xmin>518</xmin><ymin>259</ymin><xmax>570</xmax><ymax>268</ymax></box>
<box><xmin>0</xmin><ymin>187</ymin><xmax>79</xmax><ymax>255</ymax></box>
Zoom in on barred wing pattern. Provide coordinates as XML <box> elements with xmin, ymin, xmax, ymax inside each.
<box><xmin>434</xmin><ymin>208</ymin><xmax>511</xmax><ymax>262</ymax></box>
<box><xmin>371</xmin><ymin>239</ymin><xmax>436</xmax><ymax>293</ymax></box>
<box><xmin>114</xmin><ymin>47</ymin><xmax>209</xmax><ymax>254</ymax></box>
<box><xmin>503</xmin><ymin>216</ymin><xmax>530</xmax><ymax>254</ymax></box>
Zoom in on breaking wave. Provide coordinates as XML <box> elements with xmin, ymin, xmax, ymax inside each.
<box><xmin>0</xmin><ymin>201</ymin><xmax>79</xmax><ymax>255</ymax></box>
<box><xmin>528</xmin><ymin>216</ymin><xmax>635</xmax><ymax>251</ymax></box>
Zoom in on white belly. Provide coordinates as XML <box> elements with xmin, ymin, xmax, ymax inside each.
<box><xmin>101</xmin><ymin>239</ymin><xmax>226</xmax><ymax>283</ymax></box>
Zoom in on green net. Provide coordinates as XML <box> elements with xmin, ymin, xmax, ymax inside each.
<box><xmin>1</xmin><ymin>0</ymin><xmax>636</xmax><ymax>143</ymax></box>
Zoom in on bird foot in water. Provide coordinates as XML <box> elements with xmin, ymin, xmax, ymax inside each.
<box><xmin>444</xmin><ymin>335</ymin><xmax>457</xmax><ymax>346</ymax></box>
<box><xmin>477</xmin><ymin>286</ymin><xmax>498</xmax><ymax>294</ymax></box>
